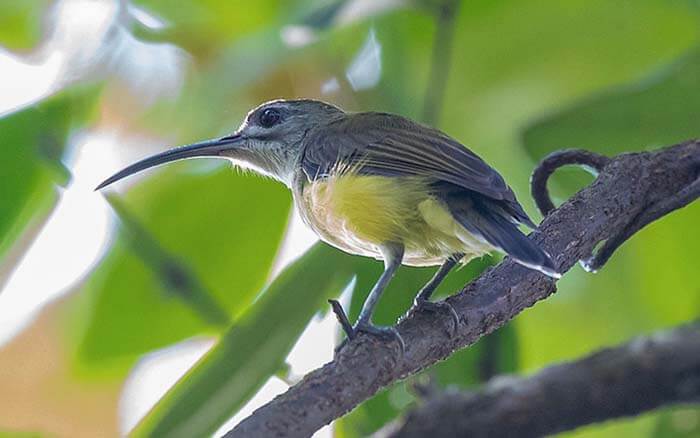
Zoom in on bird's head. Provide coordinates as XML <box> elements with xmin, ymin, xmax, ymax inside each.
<box><xmin>96</xmin><ymin>99</ymin><xmax>344</xmax><ymax>190</ymax></box>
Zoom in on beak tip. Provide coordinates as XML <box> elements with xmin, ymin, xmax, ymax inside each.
<box><xmin>92</xmin><ymin>135</ymin><xmax>240</xmax><ymax>193</ymax></box>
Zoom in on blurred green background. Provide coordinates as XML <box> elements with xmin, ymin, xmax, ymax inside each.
<box><xmin>0</xmin><ymin>0</ymin><xmax>698</xmax><ymax>437</ymax></box>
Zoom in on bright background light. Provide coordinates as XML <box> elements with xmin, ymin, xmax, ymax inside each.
<box><xmin>0</xmin><ymin>0</ymin><xmax>333</xmax><ymax>436</ymax></box>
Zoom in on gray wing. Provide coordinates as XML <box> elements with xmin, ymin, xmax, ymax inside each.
<box><xmin>443</xmin><ymin>191</ymin><xmax>558</xmax><ymax>276</ymax></box>
<box><xmin>301</xmin><ymin>112</ymin><xmax>511</xmax><ymax>200</ymax></box>
<box><xmin>301</xmin><ymin>112</ymin><xmax>533</xmax><ymax>225</ymax></box>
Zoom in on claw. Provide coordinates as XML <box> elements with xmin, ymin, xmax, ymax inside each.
<box><xmin>329</xmin><ymin>299</ymin><xmax>405</xmax><ymax>359</ymax></box>
<box><xmin>334</xmin><ymin>323</ymin><xmax>405</xmax><ymax>358</ymax></box>
<box><xmin>354</xmin><ymin>321</ymin><xmax>406</xmax><ymax>357</ymax></box>
<box><xmin>412</xmin><ymin>298</ymin><xmax>461</xmax><ymax>337</ymax></box>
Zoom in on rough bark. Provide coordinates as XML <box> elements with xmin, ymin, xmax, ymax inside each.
<box><xmin>226</xmin><ymin>140</ymin><xmax>699</xmax><ymax>438</ymax></box>
<box><xmin>380</xmin><ymin>323</ymin><xmax>700</xmax><ymax>438</ymax></box>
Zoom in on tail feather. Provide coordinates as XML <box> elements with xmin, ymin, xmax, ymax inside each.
<box><xmin>446</xmin><ymin>196</ymin><xmax>560</xmax><ymax>278</ymax></box>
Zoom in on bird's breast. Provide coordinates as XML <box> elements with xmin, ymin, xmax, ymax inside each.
<box><xmin>294</xmin><ymin>173</ymin><xmax>492</xmax><ymax>266</ymax></box>
<box><xmin>299</xmin><ymin>174</ymin><xmax>426</xmax><ymax>250</ymax></box>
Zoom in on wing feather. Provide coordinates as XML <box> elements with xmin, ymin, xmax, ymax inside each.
<box><xmin>301</xmin><ymin>112</ymin><xmax>512</xmax><ymax>201</ymax></box>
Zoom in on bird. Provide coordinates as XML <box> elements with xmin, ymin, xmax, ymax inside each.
<box><xmin>97</xmin><ymin>99</ymin><xmax>560</xmax><ymax>346</ymax></box>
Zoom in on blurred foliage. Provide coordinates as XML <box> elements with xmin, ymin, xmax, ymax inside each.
<box><xmin>523</xmin><ymin>47</ymin><xmax>700</xmax><ymax>199</ymax></box>
<box><xmin>653</xmin><ymin>407</ymin><xmax>700</xmax><ymax>437</ymax></box>
<box><xmin>106</xmin><ymin>195</ymin><xmax>231</xmax><ymax>327</ymax></box>
<box><xmin>131</xmin><ymin>0</ymin><xmax>298</xmax><ymax>56</ymax></box>
<box><xmin>0</xmin><ymin>432</ymin><xmax>42</xmax><ymax>438</ymax></box>
<box><xmin>0</xmin><ymin>0</ymin><xmax>49</xmax><ymax>49</ymax></box>
<box><xmin>524</xmin><ymin>47</ymin><xmax>700</xmax><ymax>159</ymax></box>
<box><xmin>73</xmin><ymin>164</ymin><xmax>290</xmax><ymax>375</ymax></box>
<box><xmin>135</xmin><ymin>243</ymin><xmax>370</xmax><ymax>437</ymax></box>
<box><xmin>0</xmin><ymin>87</ymin><xmax>100</xmax><ymax>287</ymax></box>
<box><xmin>0</xmin><ymin>0</ymin><xmax>699</xmax><ymax>437</ymax></box>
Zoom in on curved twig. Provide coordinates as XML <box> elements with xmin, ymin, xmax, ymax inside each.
<box><xmin>226</xmin><ymin>140</ymin><xmax>699</xmax><ymax>438</ymax></box>
<box><xmin>530</xmin><ymin>149</ymin><xmax>611</xmax><ymax>216</ymax></box>
<box><xmin>531</xmin><ymin>147</ymin><xmax>700</xmax><ymax>272</ymax></box>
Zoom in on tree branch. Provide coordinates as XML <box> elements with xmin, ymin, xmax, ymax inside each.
<box><xmin>379</xmin><ymin>322</ymin><xmax>700</xmax><ymax>438</ymax></box>
<box><xmin>226</xmin><ymin>139</ymin><xmax>699</xmax><ymax>438</ymax></box>
<box><xmin>530</xmin><ymin>147</ymin><xmax>700</xmax><ymax>272</ymax></box>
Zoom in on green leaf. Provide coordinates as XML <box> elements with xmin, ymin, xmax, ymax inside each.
<box><xmin>0</xmin><ymin>87</ymin><xmax>99</xmax><ymax>286</ymax></box>
<box><xmin>653</xmin><ymin>407</ymin><xmax>700</xmax><ymax>438</ymax></box>
<box><xmin>130</xmin><ymin>0</ymin><xmax>293</xmax><ymax>54</ymax></box>
<box><xmin>0</xmin><ymin>432</ymin><xmax>42</xmax><ymax>438</ymax></box>
<box><xmin>106</xmin><ymin>195</ymin><xmax>231</xmax><ymax>327</ymax></box>
<box><xmin>132</xmin><ymin>242</ymin><xmax>362</xmax><ymax>438</ymax></box>
<box><xmin>74</xmin><ymin>166</ymin><xmax>290</xmax><ymax>375</ymax></box>
<box><xmin>521</xmin><ymin>47</ymin><xmax>700</xmax><ymax>201</ymax></box>
<box><xmin>0</xmin><ymin>0</ymin><xmax>49</xmax><ymax>49</ymax></box>
<box><xmin>523</xmin><ymin>46</ymin><xmax>700</xmax><ymax>181</ymax></box>
<box><xmin>434</xmin><ymin>0</ymin><xmax>698</xmax><ymax>204</ymax></box>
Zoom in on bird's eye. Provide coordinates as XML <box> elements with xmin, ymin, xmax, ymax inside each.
<box><xmin>258</xmin><ymin>108</ymin><xmax>282</xmax><ymax>128</ymax></box>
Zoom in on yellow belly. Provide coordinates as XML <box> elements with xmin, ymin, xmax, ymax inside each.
<box><xmin>297</xmin><ymin>174</ymin><xmax>493</xmax><ymax>266</ymax></box>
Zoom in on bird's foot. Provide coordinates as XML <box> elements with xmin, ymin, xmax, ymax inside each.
<box><xmin>329</xmin><ymin>300</ymin><xmax>405</xmax><ymax>357</ymax></box>
<box><xmin>347</xmin><ymin>321</ymin><xmax>406</xmax><ymax>357</ymax></box>
<box><xmin>408</xmin><ymin>298</ymin><xmax>460</xmax><ymax>337</ymax></box>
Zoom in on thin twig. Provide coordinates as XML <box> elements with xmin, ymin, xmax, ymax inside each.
<box><xmin>422</xmin><ymin>0</ymin><xmax>461</xmax><ymax>126</ymax></box>
<box><xmin>329</xmin><ymin>299</ymin><xmax>355</xmax><ymax>339</ymax></box>
<box><xmin>530</xmin><ymin>149</ymin><xmax>611</xmax><ymax>216</ymax></box>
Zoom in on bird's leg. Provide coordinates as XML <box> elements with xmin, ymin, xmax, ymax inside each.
<box><xmin>337</xmin><ymin>244</ymin><xmax>405</xmax><ymax>353</ymax></box>
<box><xmin>356</xmin><ymin>244</ymin><xmax>403</xmax><ymax>326</ymax></box>
<box><xmin>404</xmin><ymin>253</ymin><xmax>463</xmax><ymax>336</ymax></box>
<box><xmin>416</xmin><ymin>253</ymin><xmax>463</xmax><ymax>302</ymax></box>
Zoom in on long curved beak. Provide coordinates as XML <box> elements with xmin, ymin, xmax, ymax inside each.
<box><xmin>95</xmin><ymin>134</ymin><xmax>243</xmax><ymax>190</ymax></box>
